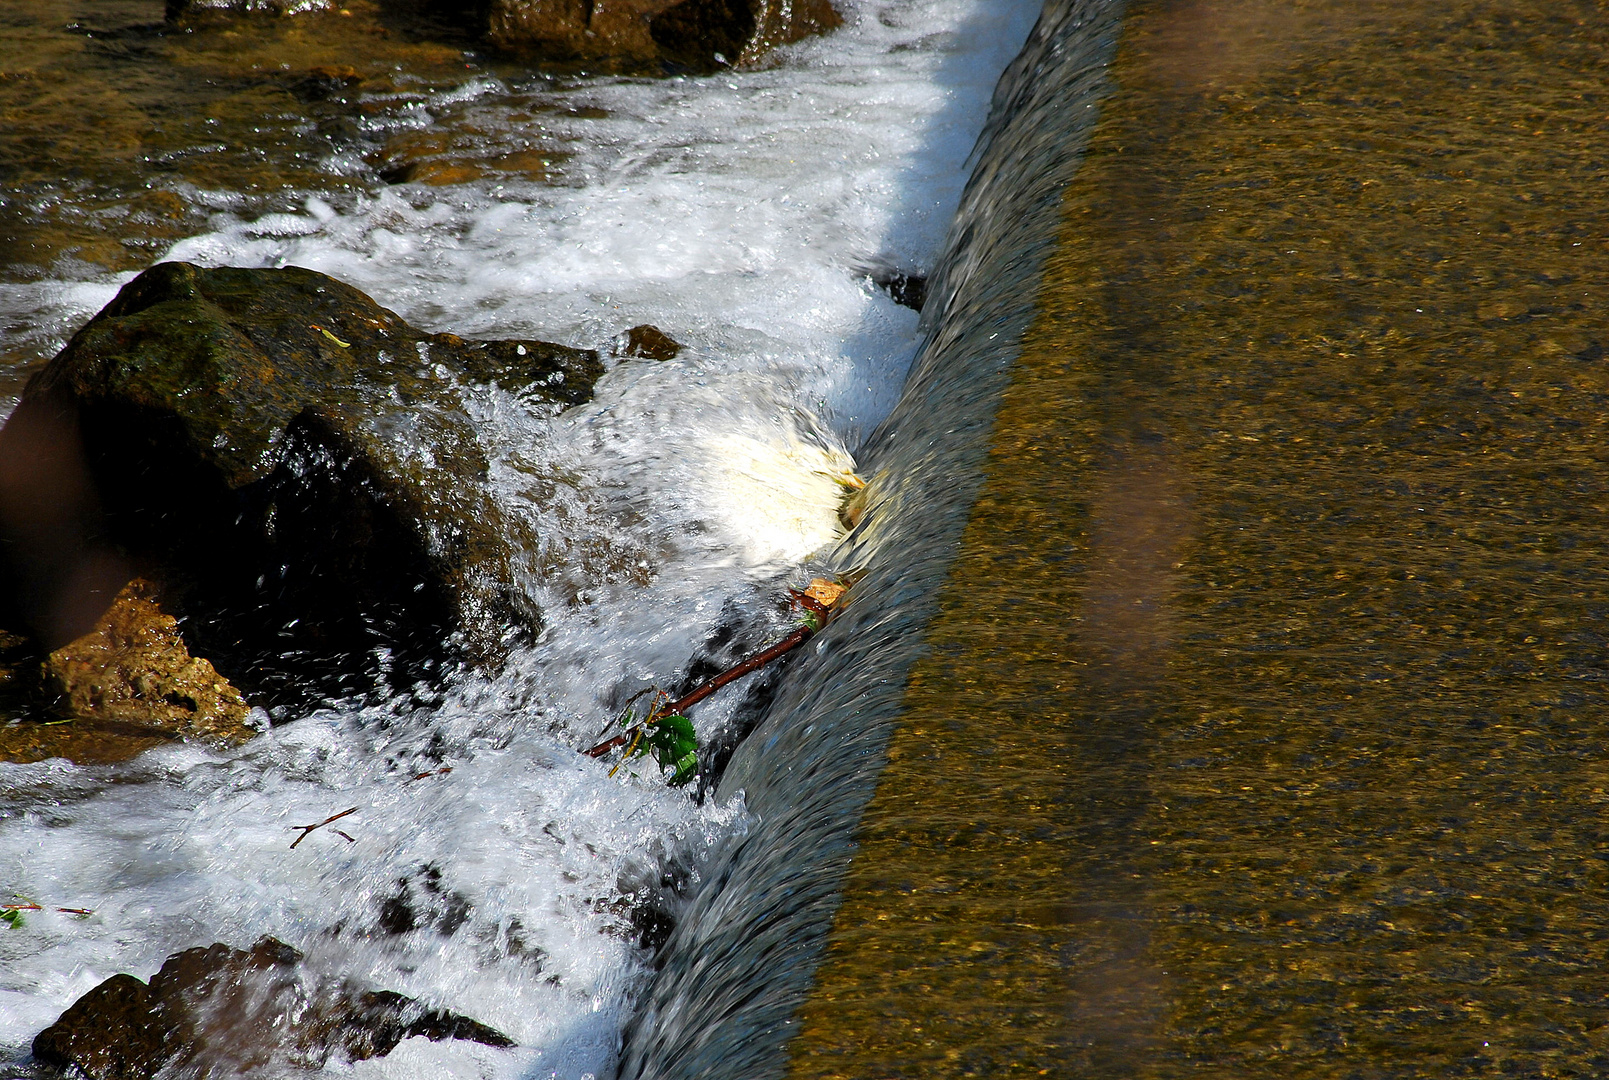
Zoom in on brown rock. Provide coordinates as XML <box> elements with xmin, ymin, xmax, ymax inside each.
<box><xmin>738</xmin><ymin>0</ymin><xmax>842</xmax><ymax>65</ymax></box>
<box><xmin>487</xmin><ymin>0</ymin><xmax>839</xmax><ymax>69</ymax></box>
<box><xmin>32</xmin><ymin>937</ymin><xmax>514</xmax><ymax>1080</ymax></box>
<box><xmin>396</xmin><ymin>160</ymin><xmax>491</xmax><ymax>186</ymax></box>
<box><xmin>30</xmin><ymin>974</ymin><xmax>167</xmax><ymax>1080</ymax></box>
<box><xmin>44</xmin><ymin>578</ymin><xmax>255</xmax><ymax>745</ymax></box>
<box><xmin>619</xmin><ymin>324</ymin><xmax>682</xmax><ymax>362</ymax></box>
<box><xmin>0</xmin><ymin>262</ymin><xmax>603</xmax><ymax>707</ymax></box>
<box><xmin>0</xmin><ymin>721</ymin><xmax>175</xmax><ymax>767</ymax></box>
<box><xmin>371</xmin><ymin>132</ymin><xmax>557</xmax><ymax>187</ymax></box>
<box><xmin>287</xmin><ymin>64</ymin><xmax>365</xmax><ymax>103</ymax></box>
<box><xmin>486</xmin><ymin>149</ymin><xmax>554</xmax><ymax>181</ymax></box>
<box><xmin>650</xmin><ymin>0</ymin><xmax>841</xmax><ymax>69</ymax></box>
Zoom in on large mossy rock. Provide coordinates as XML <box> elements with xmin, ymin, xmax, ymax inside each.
<box><xmin>0</xmin><ymin>262</ymin><xmax>601</xmax><ymax>703</ymax></box>
<box><xmin>32</xmin><ymin>936</ymin><xmax>513</xmax><ymax>1079</ymax></box>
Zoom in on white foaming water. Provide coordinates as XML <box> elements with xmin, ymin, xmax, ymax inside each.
<box><xmin>0</xmin><ymin>0</ymin><xmax>1037</xmax><ymax>1074</ymax></box>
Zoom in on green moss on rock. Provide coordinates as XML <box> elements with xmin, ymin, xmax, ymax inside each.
<box><xmin>7</xmin><ymin>261</ymin><xmax>603</xmax><ymax>703</ymax></box>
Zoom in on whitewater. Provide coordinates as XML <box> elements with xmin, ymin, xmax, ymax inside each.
<box><xmin>0</xmin><ymin>0</ymin><xmax>1038</xmax><ymax>1074</ymax></box>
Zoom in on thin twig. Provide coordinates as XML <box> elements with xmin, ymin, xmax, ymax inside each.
<box><xmin>289</xmin><ymin>806</ymin><xmax>359</xmax><ymax>850</ymax></box>
<box><xmin>582</xmin><ymin>579</ymin><xmax>850</xmax><ymax>763</ymax></box>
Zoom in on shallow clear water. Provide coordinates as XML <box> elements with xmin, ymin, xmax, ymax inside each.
<box><xmin>0</xmin><ymin>0</ymin><xmax>1039</xmax><ymax>1074</ymax></box>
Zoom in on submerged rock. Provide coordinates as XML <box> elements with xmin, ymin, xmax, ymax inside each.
<box><xmin>487</xmin><ymin>0</ymin><xmax>840</xmax><ymax>69</ymax></box>
<box><xmin>0</xmin><ymin>261</ymin><xmax>602</xmax><ymax>705</ymax></box>
<box><xmin>856</xmin><ymin>260</ymin><xmax>928</xmax><ymax>312</ymax></box>
<box><xmin>32</xmin><ymin>936</ymin><xmax>513</xmax><ymax>1079</ymax></box>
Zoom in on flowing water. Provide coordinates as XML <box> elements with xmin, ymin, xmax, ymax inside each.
<box><xmin>11</xmin><ymin>0</ymin><xmax>1603</xmax><ymax>1075</ymax></box>
<box><xmin>0</xmin><ymin>0</ymin><xmax>1041</xmax><ymax>1074</ymax></box>
<box><xmin>781</xmin><ymin>2</ymin><xmax>1609</xmax><ymax>1077</ymax></box>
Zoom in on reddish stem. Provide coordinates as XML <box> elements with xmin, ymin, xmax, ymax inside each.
<box><xmin>582</xmin><ymin>623</ymin><xmax>816</xmax><ymax>758</ymax></box>
<box><xmin>662</xmin><ymin>624</ymin><xmax>812</xmax><ymax>715</ymax></box>
<box><xmin>583</xmin><ymin>733</ymin><xmax>631</xmax><ymax>758</ymax></box>
<box><xmin>289</xmin><ymin>806</ymin><xmax>360</xmax><ymax>850</ymax></box>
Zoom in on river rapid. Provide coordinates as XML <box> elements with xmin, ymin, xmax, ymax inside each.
<box><xmin>0</xmin><ymin>0</ymin><xmax>1038</xmax><ymax>1075</ymax></box>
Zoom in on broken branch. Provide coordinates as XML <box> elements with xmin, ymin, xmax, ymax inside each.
<box><xmin>584</xmin><ymin>733</ymin><xmax>630</xmax><ymax>758</ymax></box>
<box><xmin>289</xmin><ymin>806</ymin><xmax>359</xmax><ymax>850</ymax></box>
<box><xmin>670</xmin><ymin>624</ymin><xmax>813</xmax><ymax>716</ymax></box>
<box><xmin>583</xmin><ymin>577</ymin><xmax>852</xmax><ymax>767</ymax></box>
<box><xmin>583</xmin><ymin>626</ymin><xmax>812</xmax><ymax>759</ymax></box>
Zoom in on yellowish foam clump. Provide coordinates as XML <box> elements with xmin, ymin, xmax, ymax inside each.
<box><xmin>701</xmin><ymin>433</ymin><xmax>861</xmax><ymax>565</ymax></box>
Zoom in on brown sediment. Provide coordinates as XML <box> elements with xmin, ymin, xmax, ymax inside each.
<box><xmin>786</xmin><ymin>1</ymin><xmax>1609</xmax><ymax>1076</ymax></box>
<box><xmin>0</xmin><ymin>0</ymin><xmax>567</xmax><ymax>381</ymax></box>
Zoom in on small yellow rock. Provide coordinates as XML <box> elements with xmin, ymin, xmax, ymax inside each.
<box><xmin>44</xmin><ymin>579</ymin><xmax>256</xmax><ymax>746</ymax></box>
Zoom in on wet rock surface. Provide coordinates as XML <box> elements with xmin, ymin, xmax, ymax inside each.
<box><xmin>0</xmin><ymin>0</ymin><xmax>496</xmax><ymax>297</ymax></box>
<box><xmin>487</xmin><ymin>0</ymin><xmax>839</xmax><ymax>69</ymax></box>
<box><xmin>32</xmin><ymin>936</ymin><xmax>514</xmax><ymax>1079</ymax></box>
<box><xmin>44</xmin><ymin>577</ymin><xmax>255</xmax><ymax>737</ymax></box>
<box><xmin>163</xmin><ymin>0</ymin><xmax>839</xmax><ymax>71</ymax></box>
<box><xmin>0</xmin><ymin>578</ymin><xmax>256</xmax><ymax>765</ymax></box>
<box><xmin>618</xmin><ymin>324</ymin><xmax>683</xmax><ymax>362</ymax></box>
<box><xmin>0</xmin><ymin>261</ymin><xmax>602</xmax><ymax>707</ymax></box>
<box><xmin>856</xmin><ymin>260</ymin><xmax>928</xmax><ymax>312</ymax></box>
<box><xmin>0</xmin><ymin>630</ymin><xmax>38</xmax><ymax>711</ymax></box>
<box><xmin>167</xmin><ymin>0</ymin><xmax>335</xmax><ymax>16</ymax></box>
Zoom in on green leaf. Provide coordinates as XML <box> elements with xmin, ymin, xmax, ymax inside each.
<box><xmin>658</xmin><ymin>714</ymin><xmax>697</xmax><ymax>742</ymax></box>
<box><xmin>637</xmin><ymin>714</ymin><xmax>699</xmax><ymax>787</ymax></box>
<box><xmin>1</xmin><ymin>909</ymin><xmax>24</xmax><ymax>930</ymax></box>
<box><xmin>666</xmin><ymin>748</ymin><xmax>698</xmax><ymax>787</ymax></box>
